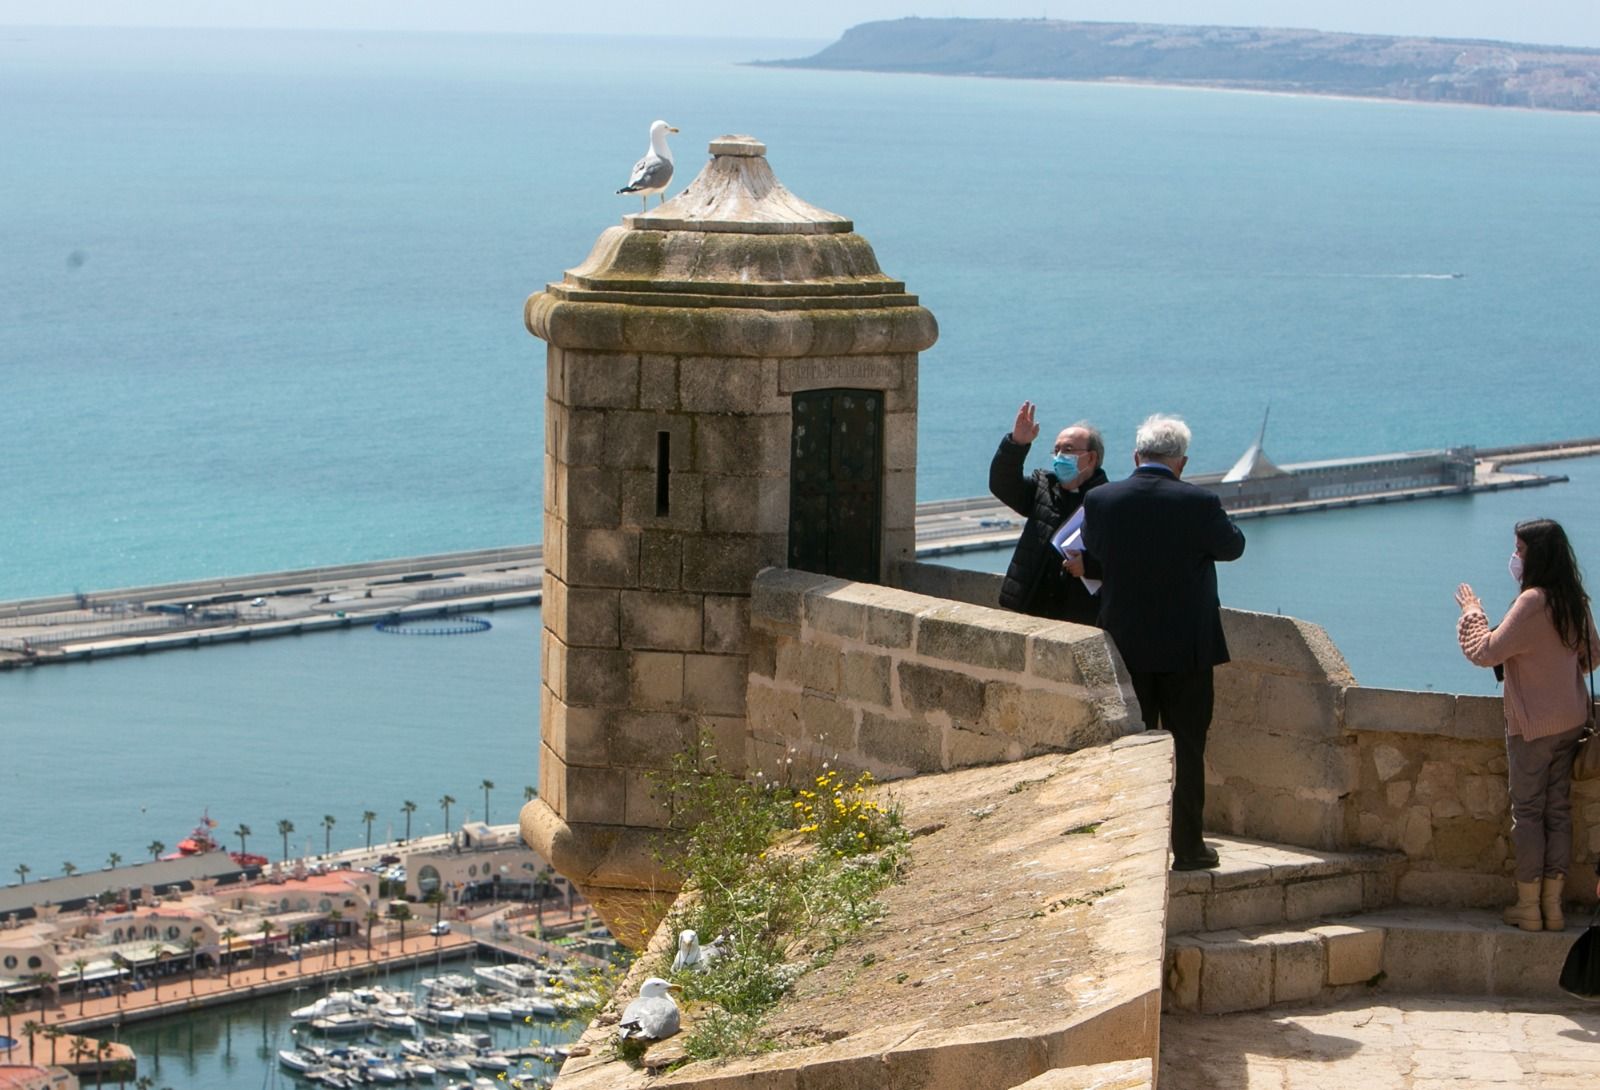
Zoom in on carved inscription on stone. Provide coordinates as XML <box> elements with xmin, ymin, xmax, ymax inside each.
<box><xmin>779</xmin><ymin>357</ymin><xmax>903</xmax><ymax>394</ymax></box>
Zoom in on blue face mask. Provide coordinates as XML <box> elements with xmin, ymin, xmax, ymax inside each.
<box><xmin>1052</xmin><ymin>453</ymin><xmax>1079</xmax><ymax>481</ymax></box>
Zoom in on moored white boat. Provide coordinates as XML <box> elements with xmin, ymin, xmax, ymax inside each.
<box><xmin>309</xmin><ymin>1012</ymin><xmax>373</xmax><ymax>1036</ymax></box>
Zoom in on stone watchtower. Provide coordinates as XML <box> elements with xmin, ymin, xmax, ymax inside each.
<box><xmin>520</xmin><ymin>136</ymin><xmax>937</xmax><ymax>945</ymax></box>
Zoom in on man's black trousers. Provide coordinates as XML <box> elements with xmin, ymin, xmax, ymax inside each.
<box><xmin>1128</xmin><ymin>668</ymin><xmax>1214</xmax><ymax>859</ymax></box>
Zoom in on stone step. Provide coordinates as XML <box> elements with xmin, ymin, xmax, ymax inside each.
<box><xmin>1164</xmin><ymin>906</ymin><xmax>1586</xmax><ymax>1016</ymax></box>
<box><xmin>1166</xmin><ymin>834</ymin><xmax>1404</xmax><ymax>934</ymax></box>
<box><xmin>1011</xmin><ymin>1059</ymin><xmax>1153</xmax><ymax>1089</ymax></box>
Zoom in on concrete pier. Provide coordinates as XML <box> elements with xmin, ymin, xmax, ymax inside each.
<box><xmin>2</xmin><ymin>440</ymin><xmax>1591</xmax><ymax>669</ymax></box>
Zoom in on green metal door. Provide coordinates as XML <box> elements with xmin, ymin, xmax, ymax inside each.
<box><xmin>788</xmin><ymin>388</ymin><xmax>883</xmax><ymax>583</ymax></box>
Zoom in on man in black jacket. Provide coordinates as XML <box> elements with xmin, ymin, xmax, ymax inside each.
<box><xmin>989</xmin><ymin>401</ymin><xmax>1108</xmax><ymax>626</ymax></box>
<box><xmin>1083</xmin><ymin>413</ymin><xmax>1246</xmax><ymax>871</ymax></box>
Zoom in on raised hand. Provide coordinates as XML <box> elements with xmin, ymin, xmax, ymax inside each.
<box><xmin>1011</xmin><ymin>401</ymin><xmax>1040</xmax><ymax>445</ymax></box>
<box><xmin>1454</xmin><ymin>583</ymin><xmax>1482</xmax><ymax>614</ymax></box>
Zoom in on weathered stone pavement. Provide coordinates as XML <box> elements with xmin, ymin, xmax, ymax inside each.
<box><xmin>1161</xmin><ymin>995</ymin><xmax>1600</xmax><ymax>1087</ymax></box>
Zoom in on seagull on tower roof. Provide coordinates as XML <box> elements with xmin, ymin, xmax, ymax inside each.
<box><xmin>618</xmin><ymin>120</ymin><xmax>678</xmax><ymax>212</ymax></box>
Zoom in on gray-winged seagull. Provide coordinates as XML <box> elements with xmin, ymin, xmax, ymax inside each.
<box><xmin>617</xmin><ymin>976</ymin><xmax>681</xmax><ymax>1040</ymax></box>
<box><xmin>617</xmin><ymin>120</ymin><xmax>678</xmax><ymax>211</ymax></box>
<box><xmin>672</xmin><ymin>928</ymin><xmax>731</xmax><ymax>973</ymax></box>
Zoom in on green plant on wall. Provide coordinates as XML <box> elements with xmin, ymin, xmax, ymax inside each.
<box><xmin>633</xmin><ymin>732</ymin><xmax>909</xmax><ymax>1063</ymax></box>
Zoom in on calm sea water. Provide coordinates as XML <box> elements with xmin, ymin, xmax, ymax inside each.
<box><xmin>4</xmin><ymin>27</ymin><xmax>1600</xmax><ymax>913</ymax></box>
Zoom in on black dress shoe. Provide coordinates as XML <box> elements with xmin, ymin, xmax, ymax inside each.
<box><xmin>1172</xmin><ymin>846</ymin><xmax>1220</xmax><ymax>871</ymax></box>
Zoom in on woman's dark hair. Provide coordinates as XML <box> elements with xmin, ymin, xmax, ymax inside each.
<box><xmin>1515</xmin><ymin>518</ymin><xmax>1590</xmax><ymax>649</ymax></box>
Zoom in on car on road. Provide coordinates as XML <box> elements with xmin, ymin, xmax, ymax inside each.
<box><xmin>428</xmin><ymin>921</ymin><xmax>450</xmax><ymax>936</ymax></box>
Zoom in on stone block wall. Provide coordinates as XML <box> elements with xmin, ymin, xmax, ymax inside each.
<box><xmin>1205</xmin><ymin>610</ymin><xmax>1358</xmax><ymax>852</ymax></box>
<box><xmin>746</xmin><ymin>567</ymin><xmax>1142</xmax><ymax>780</ymax></box>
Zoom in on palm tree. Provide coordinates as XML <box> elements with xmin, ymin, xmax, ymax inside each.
<box><xmin>524</xmin><ymin>784</ymin><xmax>537</xmax><ymax>803</ymax></box>
<box><xmin>73</xmin><ymin>957</ymin><xmax>89</xmax><ymax>1015</ymax></box>
<box><xmin>290</xmin><ymin>924</ymin><xmax>308</xmax><ymax>976</ymax></box>
<box><xmin>480</xmin><ymin>779</ymin><xmax>495</xmax><ymax>824</ymax></box>
<box><xmin>361</xmin><ymin>810</ymin><xmax>377</xmax><ymax>850</ymax></box>
<box><xmin>234</xmin><ymin>823</ymin><xmax>252</xmax><ymax>855</ymax></box>
<box><xmin>391</xmin><ymin>904</ymin><xmax>412</xmax><ymax>953</ymax></box>
<box><xmin>183</xmin><ymin>935</ymin><xmax>201</xmax><ymax>995</ymax></box>
<box><xmin>110</xmin><ymin>1058</ymin><xmax>136</xmax><ymax>1088</ymax></box>
<box><xmin>327</xmin><ymin>909</ymin><xmax>343</xmax><ymax>965</ymax></box>
<box><xmin>424</xmin><ymin>889</ymin><xmax>446</xmax><ymax>944</ymax></box>
<box><xmin>364</xmin><ymin>909</ymin><xmax>380</xmax><ymax>959</ymax></box>
<box><xmin>219</xmin><ymin>928</ymin><xmax>237</xmax><ymax>984</ymax></box>
<box><xmin>106</xmin><ymin>851</ymin><xmax>122</xmax><ymax>870</ymax></box>
<box><xmin>147</xmin><ymin>840</ymin><xmax>164</xmax><ymax>860</ymax></box>
<box><xmin>438</xmin><ymin>794</ymin><xmax>455</xmax><ymax>834</ymax></box>
<box><xmin>276</xmin><ymin>819</ymin><xmax>295</xmax><ymax>862</ymax></box>
<box><xmin>20</xmin><ymin>1019</ymin><xmax>40</xmax><ymax>1064</ymax></box>
<box><xmin>27</xmin><ymin>971</ymin><xmax>53</xmax><ymax>1023</ymax></box>
<box><xmin>1</xmin><ymin>994</ymin><xmax>18</xmax><ymax>1043</ymax></box>
<box><xmin>61</xmin><ymin>861</ymin><xmax>77</xmax><ymax>877</ymax></box>
<box><xmin>149</xmin><ymin>944</ymin><xmax>165</xmax><ymax>1001</ymax></box>
<box><xmin>401</xmin><ymin>800</ymin><xmax>417</xmax><ymax>842</ymax></box>
<box><xmin>13</xmin><ymin>862</ymin><xmax>28</xmax><ymax>884</ymax></box>
<box><xmin>259</xmin><ymin>919</ymin><xmax>275</xmax><ymax>979</ymax></box>
<box><xmin>320</xmin><ymin>814</ymin><xmax>336</xmax><ymax>856</ymax></box>
<box><xmin>43</xmin><ymin>1022</ymin><xmax>63</xmax><ymax>1065</ymax></box>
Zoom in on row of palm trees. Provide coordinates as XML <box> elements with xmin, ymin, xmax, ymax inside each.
<box><xmin>0</xmin><ymin>994</ymin><xmax>153</xmax><ymax>1086</ymax></box>
<box><xmin>10</xmin><ymin>784</ymin><xmax>540</xmax><ymax>881</ymax></box>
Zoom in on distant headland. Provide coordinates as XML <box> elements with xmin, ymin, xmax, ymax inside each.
<box><xmin>755</xmin><ymin>18</ymin><xmax>1600</xmax><ymax>113</ymax></box>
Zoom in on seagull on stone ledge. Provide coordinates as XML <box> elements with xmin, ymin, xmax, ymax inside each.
<box><xmin>618</xmin><ymin>120</ymin><xmax>678</xmax><ymax>211</ymax></box>
<box><xmin>617</xmin><ymin>977</ymin><xmax>681</xmax><ymax>1041</ymax></box>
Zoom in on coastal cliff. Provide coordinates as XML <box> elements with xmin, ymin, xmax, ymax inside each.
<box><xmin>757</xmin><ymin>18</ymin><xmax>1600</xmax><ymax>112</ymax></box>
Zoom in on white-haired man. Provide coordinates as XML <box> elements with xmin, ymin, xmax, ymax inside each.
<box><xmin>1082</xmin><ymin>414</ymin><xmax>1245</xmax><ymax>871</ymax></box>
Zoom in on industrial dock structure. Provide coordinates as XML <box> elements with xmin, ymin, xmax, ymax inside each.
<box><xmin>0</xmin><ymin>436</ymin><xmax>1594</xmax><ymax>670</ymax></box>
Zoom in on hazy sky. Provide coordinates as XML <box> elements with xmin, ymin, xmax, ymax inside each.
<box><xmin>1</xmin><ymin>1</ymin><xmax>1597</xmax><ymax>48</ymax></box>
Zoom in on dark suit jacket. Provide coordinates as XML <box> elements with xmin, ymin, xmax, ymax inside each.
<box><xmin>1081</xmin><ymin>465</ymin><xmax>1246</xmax><ymax>673</ymax></box>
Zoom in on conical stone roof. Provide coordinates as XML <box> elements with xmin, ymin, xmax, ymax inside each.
<box><xmin>525</xmin><ymin>135</ymin><xmax>937</xmax><ymax>357</ymax></box>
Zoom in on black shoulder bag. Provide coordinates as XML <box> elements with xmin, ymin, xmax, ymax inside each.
<box><xmin>1561</xmin><ymin>903</ymin><xmax>1600</xmax><ymax>1000</ymax></box>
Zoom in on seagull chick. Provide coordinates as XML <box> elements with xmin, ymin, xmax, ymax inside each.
<box><xmin>617</xmin><ymin>976</ymin><xmax>681</xmax><ymax>1041</ymax></box>
<box><xmin>672</xmin><ymin>928</ymin><xmax>732</xmax><ymax>973</ymax></box>
<box><xmin>671</xmin><ymin>929</ymin><xmax>702</xmax><ymax>973</ymax></box>
<box><xmin>618</xmin><ymin>120</ymin><xmax>678</xmax><ymax>212</ymax></box>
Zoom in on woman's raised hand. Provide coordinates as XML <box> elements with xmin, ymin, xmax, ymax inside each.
<box><xmin>1011</xmin><ymin>401</ymin><xmax>1040</xmax><ymax>445</ymax></box>
<box><xmin>1455</xmin><ymin>583</ymin><xmax>1482</xmax><ymax>614</ymax></box>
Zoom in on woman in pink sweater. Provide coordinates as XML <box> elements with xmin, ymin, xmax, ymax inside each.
<box><xmin>1457</xmin><ymin>518</ymin><xmax>1596</xmax><ymax>932</ymax></box>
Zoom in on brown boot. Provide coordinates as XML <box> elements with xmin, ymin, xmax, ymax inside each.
<box><xmin>1503</xmin><ymin>880</ymin><xmax>1542</xmax><ymax>932</ymax></box>
<box><xmin>1541</xmin><ymin>875</ymin><xmax>1566</xmax><ymax>931</ymax></box>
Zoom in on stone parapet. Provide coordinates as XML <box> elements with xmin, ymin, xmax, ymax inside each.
<box><xmin>747</xmin><ymin>568</ymin><xmax>1143</xmax><ymax>780</ymax></box>
<box><xmin>896</xmin><ymin>562</ymin><xmax>1600</xmax><ymax>906</ymax></box>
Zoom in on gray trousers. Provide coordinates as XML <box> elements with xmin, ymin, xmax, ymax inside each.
<box><xmin>1506</xmin><ymin>725</ymin><xmax>1584</xmax><ymax>882</ymax></box>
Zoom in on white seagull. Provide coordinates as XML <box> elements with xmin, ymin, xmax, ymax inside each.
<box><xmin>618</xmin><ymin>120</ymin><xmax>678</xmax><ymax>211</ymax></box>
<box><xmin>672</xmin><ymin>928</ymin><xmax>731</xmax><ymax>973</ymax></box>
<box><xmin>617</xmin><ymin>977</ymin><xmax>681</xmax><ymax>1041</ymax></box>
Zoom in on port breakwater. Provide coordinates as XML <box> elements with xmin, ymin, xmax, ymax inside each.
<box><xmin>3</xmin><ymin>440</ymin><xmax>1593</xmax><ymax>669</ymax></box>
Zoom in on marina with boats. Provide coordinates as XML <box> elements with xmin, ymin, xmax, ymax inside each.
<box><xmin>271</xmin><ymin>971</ymin><xmax>596</xmax><ymax>1088</ymax></box>
<box><xmin>0</xmin><ymin>815</ymin><xmax>611</xmax><ymax>1087</ymax></box>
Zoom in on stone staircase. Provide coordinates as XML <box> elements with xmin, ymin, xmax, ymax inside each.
<box><xmin>1164</xmin><ymin>835</ymin><xmax>1582</xmax><ymax>1015</ymax></box>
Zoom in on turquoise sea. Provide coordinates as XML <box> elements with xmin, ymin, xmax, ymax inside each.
<box><xmin>5</xmin><ymin>25</ymin><xmax>1600</xmax><ymax>971</ymax></box>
